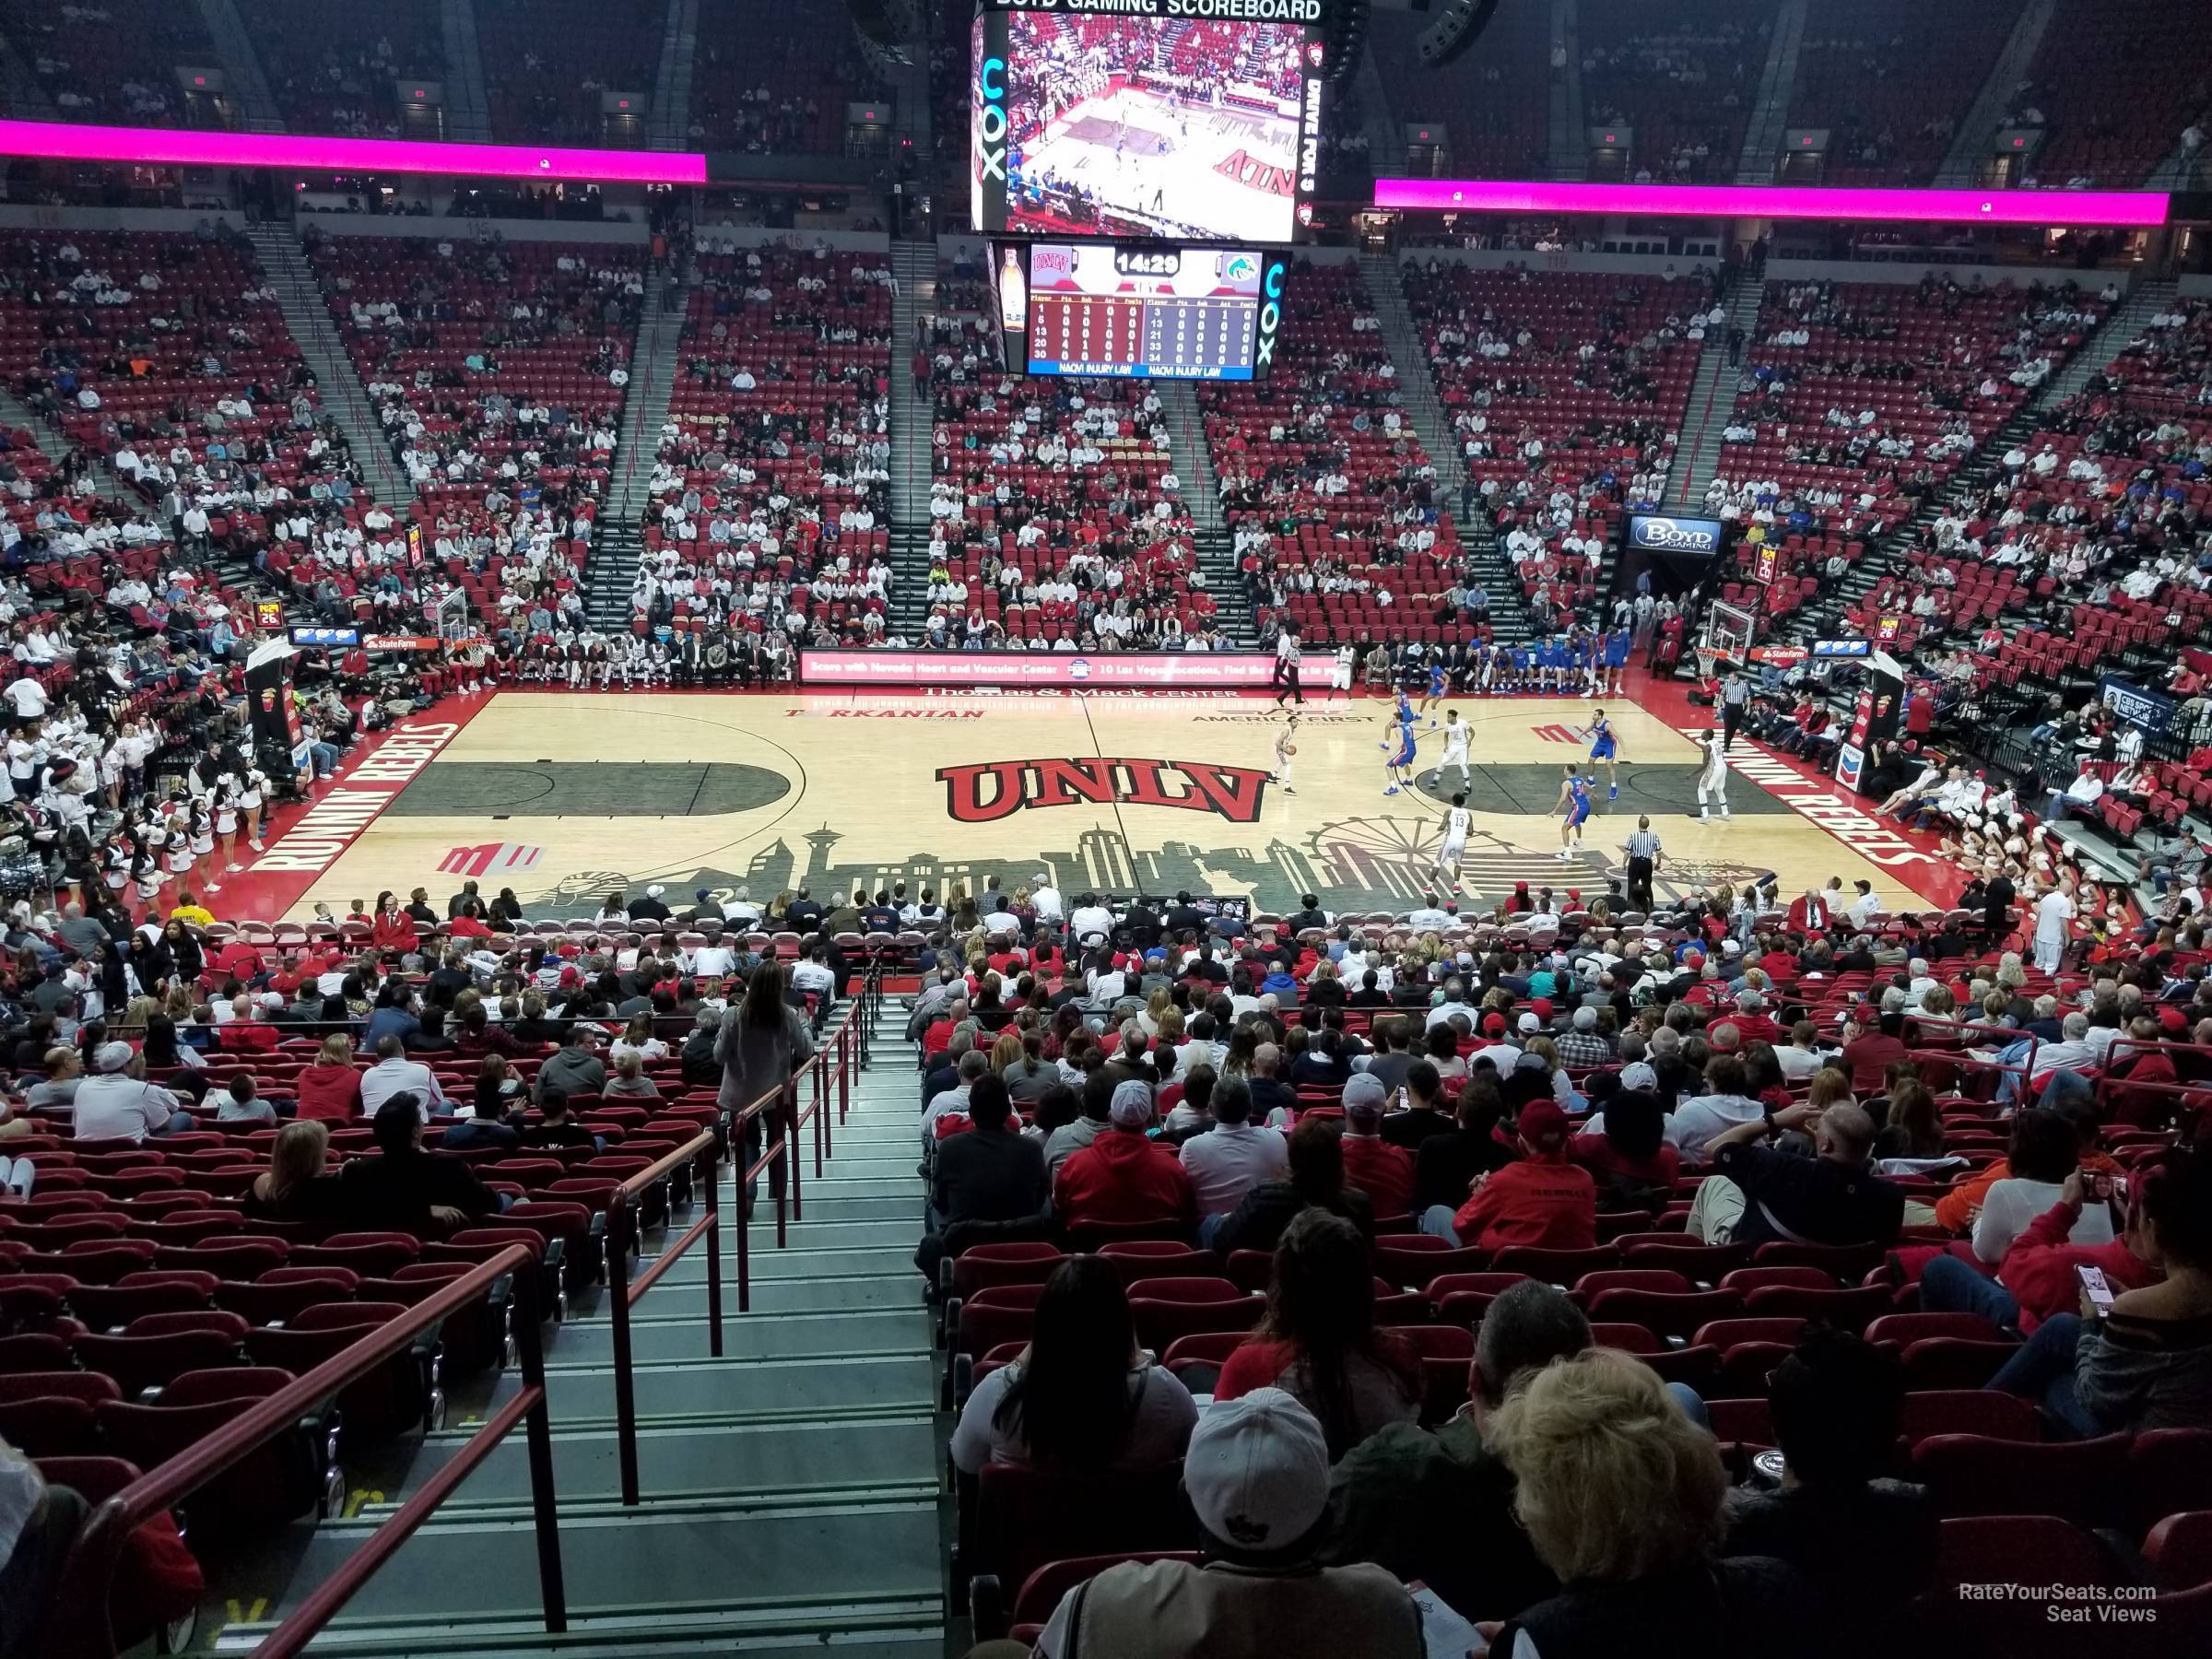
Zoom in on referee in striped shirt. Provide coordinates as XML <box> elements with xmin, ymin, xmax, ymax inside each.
<box><xmin>1622</xmin><ymin>817</ymin><xmax>1663</xmax><ymax>912</ymax></box>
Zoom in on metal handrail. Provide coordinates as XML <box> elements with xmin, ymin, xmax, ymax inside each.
<box><xmin>604</xmin><ymin>1124</ymin><xmax>724</xmax><ymax>1506</ymax></box>
<box><xmin>47</xmin><ymin>1244</ymin><xmax>562</xmax><ymax>1659</ymax></box>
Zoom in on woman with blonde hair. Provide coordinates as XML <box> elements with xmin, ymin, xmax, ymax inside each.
<box><xmin>1156</xmin><ymin>1006</ymin><xmax>1185</xmax><ymax>1051</ymax></box>
<box><xmin>989</xmin><ymin>1030</ymin><xmax>1025</xmax><ymax>1077</ymax></box>
<box><xmin>1137</xmin><ymin>986</ymin><xmax>1171</xmax><ymax>1041</ymax></box>
<box><xmin>1484</xmin><ymin>1348</ymin><xmax>1813</xmax><ymax>1654</ymax></box>
<box><xmin>606</xmin><ymin>1050</ymin><xmax>661</xmax><ymax>1100</ymax></box>
<box><xmin>243</xmin><ymin>1120</ymin><xmax>342</xmax><ymax>1227</ymax></box>
<box><xmin>296</xmin><ymin>1031</ymin><xmax>365</xmax><ymax>1121</ymax></box>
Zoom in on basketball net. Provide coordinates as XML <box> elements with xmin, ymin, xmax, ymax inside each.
<box><xmin>1694</xmin><ymin>645</ymin><xmax>1721</xmax><ymax>688</ymax></box>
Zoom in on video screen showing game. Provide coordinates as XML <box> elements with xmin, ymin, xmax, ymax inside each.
<box><xmin>972</xmin><ymin>2</ymin><xmax>1317</xmax><ymax>245</ymax></box>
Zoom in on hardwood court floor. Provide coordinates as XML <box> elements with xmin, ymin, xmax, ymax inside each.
<box><xmin>268</xmin><ymin>689</ymin><xmax>1957</xmax><ymax>922</ymax></box>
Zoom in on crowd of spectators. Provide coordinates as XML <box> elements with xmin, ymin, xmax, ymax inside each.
<box><xmin>915</xmin><ymin>872</ymin><xmax>2212</xmax><ymax>1654</ymax></box>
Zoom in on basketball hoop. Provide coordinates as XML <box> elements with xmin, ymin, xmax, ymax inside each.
<box><xmin>1693</xmin><ymin>645</ymin><xmax>1720</xmax><ymax>687</ymax></box>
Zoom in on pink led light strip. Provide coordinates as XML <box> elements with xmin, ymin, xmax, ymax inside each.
<box><xmin>0</xmin><ymin>119</ymin><xmax>707</xmax><ymax>187</ymax></box>
<box><xmin>1372</xmin><ymin>177</ymin><xmax>2171</xmax><ymax>229</ymax></box>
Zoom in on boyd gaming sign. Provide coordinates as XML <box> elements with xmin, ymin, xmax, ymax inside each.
<box><xmin>1625</xmin><ymin>514</ymin><xmax>1727</xmax><ymax>557</ymax></box>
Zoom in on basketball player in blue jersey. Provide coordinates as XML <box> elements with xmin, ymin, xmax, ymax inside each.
<box><xmin>1583</xmin><ymin>708</ymin><xmax>1621</xmax><ymax>799</ymax></box>
<box><xmin>1417</xmin><ymin>657</ymin><xmax>1448</xmax><ymax>727</ymax></box>
<box><xmin>1512</xmin><ymin>641</ymin><xmax>1535</xmax><ymax>690</ymax></box>
<box><xmin>1581</xmin><ymin>631</ymin><xmax>1606</xmax><ymax>697</ymax></box>
<box><xmin>1553</xmin><ymin>765</ymin><xmax>1593</xmax><ymax>859</ymax></box>
<box><xmin>1605</xmin><ymin>625</ymin><xmax>1632</xmax><ymax>696</ymax></box>
<box><xmin>1381</xmin><ymin>694</ymin><xmax>1418</xmax><ymax>794</ymax></box>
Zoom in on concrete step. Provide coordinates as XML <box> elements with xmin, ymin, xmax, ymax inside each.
<box><xmin>236</xmin><ymin>1498</ymin><xmax>941</xmax><ymax>1643</ymax></box>
<box><xmin>539</xmin><ymin>1307</ymin><xmax>926</xmax><ymax>1370</ymax></box>
<box><xmin>384</xmin><ymin>1413</ymin><xmax>938</xmax><ymax>1511</ymax></box>
<box><xmin>484</xmin><ymin>1352</ymin><xmax>935</xmax><ymax>1428</ymax></box>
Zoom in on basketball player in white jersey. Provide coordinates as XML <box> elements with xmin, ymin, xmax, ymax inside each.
<box><xmin>1434</xmin><ymin>793</ymin><xmax>1473</xmax><ymax>891</ymax></box>
<box><xmin>1429</xmin><ymin>709</ymin><xmax>1472</xmax><ymax>791</ymax></box>
<box><xmin>1696</xmin><ymin>728</ymin><xmax>1732</xmax><ymax>822</ymax></box>
<box><xmin>1272</xmin><ymin>712</ymin><xmax>1299</xmax><ymax>795</ymax></box>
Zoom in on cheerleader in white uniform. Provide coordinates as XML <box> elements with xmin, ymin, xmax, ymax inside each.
<box><xmin>135</xmin><ymin>836</ymin><xmax>165</xmax><ymax>906</ymax></box>
<box><xmin>103</xmin><ymin>829</ymin><xmax>134</xmax><ymax>895</ymax></box>
<box><xmin>215</xmin><ymin>779</ymin><xmax>242</xmax><ymax>872</ymax></box>
<box><xmin>187</xmin><ymin>797</ymin><xmax>219</xmax><ymax>893</ymax></box>
<box><xmin>239</xmin><ymin>767</ymin><xmax>268</xmax><ymax>851</ymax></box>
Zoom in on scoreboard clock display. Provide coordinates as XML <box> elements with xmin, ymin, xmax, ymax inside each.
<box><xmin>1022</xmin><ymin>241</ymin><xmax>1277</xmax><ymax>381</ymax></box>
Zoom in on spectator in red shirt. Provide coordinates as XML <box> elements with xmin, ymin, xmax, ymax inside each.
<box><xmin>1053</xmin><ymin>1080</ymin><xmax>1193</xmax><ymax>1233</ymax></box>
<box><xmin>449</xmin><ymin>912</ymin><xmax>493</xmax><ymax>939</ymax></box>
<box><xmin>369</xmin><ymin>892</ymin><xmax>417</xmax><ymax>953</ymax></box>
<box><xmin>1338</xmin><ymin>1074</ymin><xmax>1415</xmax><ymax>1219</ymax></box>
<box><xmin>1840</xmin><ymin>1008</ymin><xmax>1909</xmax><ymax>1095</ymax></box>
<box><xmin>923</xmin><ymin>996</ymin><xmax>968</xmax><ymax>1064</ymax></box>
<box><xmin>1722</xmin><ymin>990</ymin><xmax>1781</xmax><ymax>1048</ymax></box>
<box><xmin>1422</xmin><ymin>1100</ymin><xmax>1596</xmax><ymax>1252</ymax></box>
<box><xmin>294</xmin><ymin>1032</ymin><xmax>365</xmax><ymax>1122</ymax></box>
<box><xmin>1570</xmin><ymin>1087</ymin><xmax>1680</xmax><ymax>1211</ymax></box>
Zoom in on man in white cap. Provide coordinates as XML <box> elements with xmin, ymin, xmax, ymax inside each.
<box><xmin>629</xmin><ymin>884</ymin><xmax>672</xmax><ymax>924</ymax></box>
<box><xmin>70</xmin><ymin>1041</ymin><xmax>194</xmax><ymax>1141</ymax></box>
<box><xmin>1018</xmin><ymin>1388</ymin><xmax>1423</xmax><ymax>1659</ymax></box>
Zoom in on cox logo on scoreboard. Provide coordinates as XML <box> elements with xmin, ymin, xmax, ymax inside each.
<box><xmin>1254</xmin><ymin>255</ymin><xmax>1288</xmax><ymax>376</ymax></box>
<box><xmin>972</xmin><ymin>10</ymin><xmax>1011</xmax><ymax>229</ymax></box>
<box><xmin>1625</xmin><ymin>513</ymin><xmax>1726</xmax><ymax>556</ymax></box>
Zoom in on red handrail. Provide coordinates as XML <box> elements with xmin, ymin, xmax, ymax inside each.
<box><xmin>604</xmin><ymin>1124</ymin><xmax>724</xmax><ymax>1507</ymax></box>
<box><xmin>1902</xmin><ymin>1018</ymin><xmax>2040</xmax><ymax>1102</ymax></box>
<box><xmin>46</xmin><ymin>1242</ymin><xmax>563</xmax><ymax>1659</ymax></box>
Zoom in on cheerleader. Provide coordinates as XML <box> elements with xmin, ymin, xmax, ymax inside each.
<box><xmin>187</xmin><ymin>797</ymin><xmax>219</xmax><ymax>893</ymax></box>
<box><xmin>215</xmin><ymin>778</ymin><xmax>242</xmax><ymax>873</ymax></box>
<box><xmin>103</xmin><ymin>826</ymin><xmax>135</xmax><ymax>896</ymax></box>
<box><xmin>98</xmin><ymin>735</ymin><xmax>126</xmax><ymax>810</ymax></box>
<box><xmin>134</xmin><ymin>835</ymin><xmax>164</xmax><ymax>907</ymax></box>
<box><xmin>163</xmin><ymin>810</ymin><xmax>194</xmax><ymax>889</ymax></box>
<box><xmin>239</xmin><ymin>764</ymin><xmax>269</xmax><ymax>851</ymax></box>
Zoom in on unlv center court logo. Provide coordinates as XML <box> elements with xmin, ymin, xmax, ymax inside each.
<box><xmin>937</xmin><ymin>759</ymin><xmax>1271</xmax><ymax>825</ymax></box>
<box><xmin>1532</xmin><ymin>724</ymin><xmax>1581</xmax><ymax>744</ymax></box>
<box><xmin>439</xmin><ymin>841</ymin><xmax>544</xmax><ymax>878</ymax></box>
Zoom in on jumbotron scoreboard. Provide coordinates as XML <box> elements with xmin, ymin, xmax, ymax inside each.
<box><xmin>1002</xmin><ymin>241</ymin><xmax>1287</xmax><ymax>381</ymax></box>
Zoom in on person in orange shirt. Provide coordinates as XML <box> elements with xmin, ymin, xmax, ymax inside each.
<box><xmin>1337</xmin><ymin>1075</ymin><xmax>1416</xmax><ymax>1219</ymax></box>
<box><xmin>1423</xmin><ymin>1099</ymin><xmax>1597</xmax><ymax>1252</ymax></box>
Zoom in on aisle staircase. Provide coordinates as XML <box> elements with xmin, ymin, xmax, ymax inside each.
<box><xmin>647</xmin><ymin>0</ymin><xmax>700</xmax><ymax>148</ymax></box>
<box><xmin>1667</xmin><ymin>275</ymin><xmax>1764</xmax><ymax>512</ymax></box>
<box><xmin>438</xmin><ymin>0</ymin><xmax>494</xmax><ymax>143</ymax></box>
<box><xmin>1779</xmin><ymin>279</ymin><xmax>2172</xmax><ymax>650</ymax></box>
<box><xmin>583</xmin><ymin>271</ymin><xmax>687</xmax><ymax>629</ymax></box>
<box><xmin>1359</xmin><ymin>251</ymin><xmax>1536</xmax><ymax>645</ymax></box>
<box><xmin>243</xmin><ymin>223</ymin><xmax>410</xmax><ymax>508</ymax></box>
<box><xmin>1156</xmin><ymin>382</ymin><xmax>1257</xmax><ymax>644</ymax></box>
<box><xmin>888</xmin><ymin>239</ymin><xmax>937</xmax><ymax>532</ymax></box>
<box><xmin>194</xmin><ymin>0</ymin><xmax>286</xmax><ymax>133</ymax></box>
<box><xmin>215</xmin><ymin>995</ymin><xmax>946</xmax><ymax>1657</ymax></box>
<box><xmin>1935</xmin><ymin>0</ymin><xmax>2055</xmax><ymax>187</ymax></box>
<box><xmin>1733</xmin><ymin>0</ymin><xmax>1805</xmax><ymax>184</ymax></box>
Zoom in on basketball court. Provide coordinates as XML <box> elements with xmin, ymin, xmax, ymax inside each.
<box><xmin>1015</xmin><ymin>88</ymin><xmax>1297</xmax><ymax>241</ymax></box>
<box><xmin>253</xmin><ymin>688</ymin><xmax>1963</xmax><ymax>924</ymax></box>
